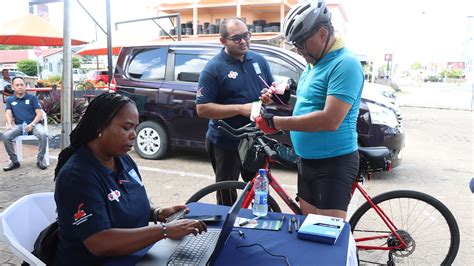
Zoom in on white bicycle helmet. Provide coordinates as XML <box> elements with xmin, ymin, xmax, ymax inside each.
<box><xmin>284</xmin><ymin>0</ymin><xmax>332</xmax><ymax>42</ymax></box>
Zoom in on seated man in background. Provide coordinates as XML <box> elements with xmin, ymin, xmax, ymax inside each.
<box><xmin>0</xmin><ymin>69</ymin><xmax>11</xmax><ymax>90</ymax></box>
<box><xmin>3</xmin><ymin>76</ymin><xmax>48</xmax><ymax>171</ymax></box>
<box><xmin>1</xmin><ymin>69</ymin><xmax>12</xmax><ymax>103</ymax></box>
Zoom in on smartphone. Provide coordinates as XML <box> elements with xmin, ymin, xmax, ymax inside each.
<box><xmin>166</xmin><ymin>209</ymin><xmax>186</xmax><ymax>222</ymax></box>
<box><xmin>185</xmin><ymin>215</ymin><xmax>222</xmax><ymax>223</ymax></box>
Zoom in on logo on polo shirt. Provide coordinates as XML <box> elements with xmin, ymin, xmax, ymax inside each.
<box><xmin>108</xmin><ymin>189</ymin><xmax>121</xmax><ymax>202</ymax></box>
<box><xmin>227</xmin><ymin>71</ymin><xmax>238</xmax><ymax>79</ymax></box>
<box><xmin>197</xmin><ymin>87</ymin><xmax>203</xmax><ymax>97</ymax></box>
<box><xmin>72</xmin><ymin>203</ymin><xmax>93</xmax><ymax>226</ymax></box>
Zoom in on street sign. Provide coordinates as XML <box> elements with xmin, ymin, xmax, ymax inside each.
<box><xmin>384</xmin><ymin>54</ymin><xmax>392</xmax><ymax>61</ymax></box>
<box><xmin>34</xmin><ymin>46</ymin><xmax>42</xmax><ymax>57</ymax></box>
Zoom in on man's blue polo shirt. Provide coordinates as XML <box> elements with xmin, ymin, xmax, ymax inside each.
<box><xmin>5</xmin><ymin>93</ymin><xmax>41</xmax><ymax>124</ymax></box>
<box><xmin>291</xmin><ymin>47</ymin><xmax>364</xmax><ymax>159</ymax></box>
<box><xmin>197</xmin><ymin>48</ymin><xmax>273</xmax><ymax>150</ymax></box>
<box><xmin>54</xmin><ymin>145</ymin><xmax>151</xmax><ymax>265</ymax></box>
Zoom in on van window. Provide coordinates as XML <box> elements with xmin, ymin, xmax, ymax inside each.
<box><xmin>174</xmin><ymin>53</ymin><xmax>214</xmax><ymax>82</ymax></box>
<box><xmin>128</xmin><ymin>48</ymin><xmax>167</xmax><ymax>81</ymax></box>
<box><xmin>265</xmin><ymin>55</ymin><xmax>300</xmax><ymax>83</ymax></box>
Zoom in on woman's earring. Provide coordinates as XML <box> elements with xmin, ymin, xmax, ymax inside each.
<box><xmin>98</xmin><ymin>133</ymin><xmax>102</xmax><ymax>138</ymax></box>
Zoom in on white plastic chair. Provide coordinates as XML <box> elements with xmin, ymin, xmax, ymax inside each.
<box><xmin>14</xmin><ymin>109</ymin><xmax>50</xmax><ymax>165</ymax></box>
<box><xmin>0</xmin><ymin>192</ymin><xmax>56</xmax><ymax>266</ymax></box>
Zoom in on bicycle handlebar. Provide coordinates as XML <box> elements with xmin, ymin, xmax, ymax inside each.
<box><xmin>216</xmin><ymin>120</ymin><xmax>277</xmax><ymax>160</ymax></box>
<box><xmin>256</xmin><ymin>136</ymin><xmax>277</xmax><ymax>160</ymax></box>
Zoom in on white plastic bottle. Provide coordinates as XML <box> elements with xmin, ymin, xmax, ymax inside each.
<box><xmin>21</xmin><ymin>121</ymin><xmax>28</xmax><ymax>135</ymax></box>
<box><xmin>252</xmin><ymin>169</ymin><xmax>269</xmax><ymax>217</ymax></box>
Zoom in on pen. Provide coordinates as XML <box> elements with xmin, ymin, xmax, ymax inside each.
<box><xmin>257</xmin><ymin>75</ymin><xmax>287</xmax><ymax>105</ymax></box>
<box><xmin>296</xmin><ymin>218</ymin><xmax>301</xmax><ymax>232</ymax></box>
<box><xmin>239</xmin><ymin>216</ymin><xmax>261</xmax><ymax>227</ymax></box>
<box><xmin>278</xmin><ymin>215</ymin><xmax>286</xmax><ymax>230</ymax></box>
<box><xmin>291</xmin><ymin>217</ymin><xmax>296</xmax><ymax>233</ymax></box>
<box><xmin>288</xmin><ymin>218</ymin><xmax>293</xmax><ymax>233</ymax></box>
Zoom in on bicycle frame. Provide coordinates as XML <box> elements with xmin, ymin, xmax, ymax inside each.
<box><xmin>240</xmin><ymin>160</ymin><xmax>303</xmax><ymax>215</ymax></box>
<box><xmin>239</xmin><ymin>160</ymin><xmax>408</xmax><ymax>251</ymax></box>
<box><xmin>351</xmin><ymin>181</ymin><xmax>408</xmax><ymax>251</ymax></box>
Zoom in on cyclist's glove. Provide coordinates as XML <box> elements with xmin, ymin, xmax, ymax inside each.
<box><xmin>255</xmin><ymin>113</ymin><xmax>278</xmax><ymax>134</ymax></box>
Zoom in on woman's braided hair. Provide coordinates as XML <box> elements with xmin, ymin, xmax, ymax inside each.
<box><xmin>54</xmin><ymin>93</ymin><xmax>135</xmax><ymax>179</ymax></box>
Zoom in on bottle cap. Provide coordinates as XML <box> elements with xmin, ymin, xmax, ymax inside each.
<box><xmin>258</xmin><ymin>169</ymin><xmax>266</xmax><ymax>175</ymax></box>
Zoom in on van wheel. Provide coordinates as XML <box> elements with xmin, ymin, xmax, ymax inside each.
<box><xmin>134</xmin><ymin>121</ymin><xmax>169</xmax><ymax>160</ymax></box>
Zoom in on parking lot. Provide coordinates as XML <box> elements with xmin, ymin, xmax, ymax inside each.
<box><xmin>0</xmin><ymin>82</ymin><xmax>472</xmax><ymax>264</ymax></box>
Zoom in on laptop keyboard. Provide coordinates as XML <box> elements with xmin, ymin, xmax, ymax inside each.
<box><xmin>168</xmin><ymin>230</ymin><xmax>220</xmax><ymax>265</ymax></box>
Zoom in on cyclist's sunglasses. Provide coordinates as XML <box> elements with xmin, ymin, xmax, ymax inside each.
<box><xmin>226</xmin><ymin>32</ymin><xmax>251</xmax><ymax>44</ymax></box>
<box><xmin>291</xmin><ymin>28</ymin><xmax>320</xmax><ymax>50</ymax></box>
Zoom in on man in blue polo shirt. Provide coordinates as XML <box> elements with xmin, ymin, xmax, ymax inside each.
<box><xmin>3</xmin><ymin>77</ymin><xmax>48</xmax><ymax>171</ymax></box>
<box><xmin>196</xmin><ymin>18</ymin><xmax>276</xmax><ymax>205</ymax></box>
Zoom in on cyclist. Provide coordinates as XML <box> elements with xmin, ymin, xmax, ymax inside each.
<box><xmin>257</xmin><ymin>0</ymin><xmax>364</xmax><ymax>219</ymax></box>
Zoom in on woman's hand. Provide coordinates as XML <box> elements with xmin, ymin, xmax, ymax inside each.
<box><xmin>165</xmin><ymin>219</ymin><xmax>208</xmax><ymax>240</ymax></box>
<box><xmin>159</xmin><ymin>205</ymin><xmax>189</xmax><ymax>222</ymax></box>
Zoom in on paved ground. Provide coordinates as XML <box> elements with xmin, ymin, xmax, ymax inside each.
<box><xmin>0</xmin><ymin>82</ymin><xmax>472</xmax><ymax>265</ymax></box>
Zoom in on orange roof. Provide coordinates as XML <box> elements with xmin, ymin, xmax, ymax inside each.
<box><xmin>0</xmin><ymin>48</ymin><xmax>65</xmax><ymax>64</ymax></box>
<box><xmin>0</xmin><ymin>50</ymin><xmax>28</xmax><ymax>64</ymax></box>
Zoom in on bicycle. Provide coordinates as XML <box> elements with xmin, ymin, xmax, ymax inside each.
<box><xmin>186</xmin><ymin>120</ymin><xmax>460</xmax><ymax>265</ymax></box>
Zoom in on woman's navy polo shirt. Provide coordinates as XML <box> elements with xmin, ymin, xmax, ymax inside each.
<box><xmin>54</xmin><ymin>145</ymin><xmax>151</xmax><ymax>265</ymax></box>
<box><xmin>197</xmin><ymin>48</ymin><xmax>274</xmax><ymax>150</ymax></box>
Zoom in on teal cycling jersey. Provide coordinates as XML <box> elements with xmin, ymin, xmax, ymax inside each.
<box><xmin>290</xmin><ymin>47</ymin><xmax>364</xmax><ymax>159</ymax></box>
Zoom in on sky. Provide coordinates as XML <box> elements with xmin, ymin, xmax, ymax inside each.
<box><xmin>1</xmin><ymin>0</ymin><xmax>472</xmax><ymax>71</ymax></box>
<box><xmin>343</xmin><ymin>0</ymin><xmax>473</xmax><ymax>69</ymax></box>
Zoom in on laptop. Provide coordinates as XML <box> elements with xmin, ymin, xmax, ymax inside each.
<box><xmin>138</xmin><ymin>182</ymin><xmax>251</xmax><ymax>266</ymax></box>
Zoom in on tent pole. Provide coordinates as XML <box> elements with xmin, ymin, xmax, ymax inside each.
<box><xmin>61</xmin><ymin>0</ymin><xmax>73</xmax><ymax>149</ymax></box>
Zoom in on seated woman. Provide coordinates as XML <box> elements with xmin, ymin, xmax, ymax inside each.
<box><xmin>53</xmin><ymin>93</ymin><xmax>207</xmax><ymax>265</ymax></box>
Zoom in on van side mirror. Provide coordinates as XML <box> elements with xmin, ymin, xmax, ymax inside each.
<box><xmin>287</xmin><ymin>78</ymin><xmax>297</xmax><ymax>94</ymax></box>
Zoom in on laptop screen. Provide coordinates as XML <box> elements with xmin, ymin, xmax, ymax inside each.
<box><xmin>208</xmin><ymin>182</ymin><xmax>251</xmax><ymax>265</ymax></box>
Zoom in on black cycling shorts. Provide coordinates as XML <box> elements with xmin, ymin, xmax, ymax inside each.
<box><xmin>297</xmin><ymin>150</ymin><xmax>359</xmax><ymax>211</ymax></box>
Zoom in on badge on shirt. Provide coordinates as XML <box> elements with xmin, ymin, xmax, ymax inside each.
<box><xmin>25</xmin><ymin>99</ymin><xmax>30</xmax><ymax>105</ymax></box>
<box><xmin>11</xmin><ymin>101</ymin><xmax>17</xmax><ymax>106</ymax></box>
<box><xmin>108</xmin><ymin>189</ymin><xmax>121</xmax><ymax>202</ymax></box>
<box><xmin>253</xmin><ymin>63</ymin><xmax>262</xmax><ymax>75</ymax></box>
<box><xmin>128</xmin><ymin>169</ymin><xmax>144</xmax><ymax>186</ymax></box>
<box><xmin>228</xmin><ymin>71</ymin><xmax>238</xmax><ymax>79</ymax></box>
<box><xmin>72</xmin><ymin>203</ymin><xmax>93</xmax><ymax>226</ymax></box>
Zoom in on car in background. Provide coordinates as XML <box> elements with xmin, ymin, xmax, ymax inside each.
<box><xmin>113</xmin><ymin>42</ymin><xmax>405</xmax><ymax>168</ymax></box>
<box><xmin>73</xmin><ymin>68</ymin><xmax>86</xmax><ymax>83</ymax></box>
<box><xmin>8</xmin><ymin>70</ymin><xmax>37</xmax><ymax>88</ymax></box>
<box><xmin>86</xmin><ymin>70</ymin><xmax>109</xmax><ymax>84</ymax></box>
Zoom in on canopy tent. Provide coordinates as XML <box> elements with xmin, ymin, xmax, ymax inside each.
<box><xmin>0</xmin><ymin>14</ymin><xmax>88</xmax><ymax>46</ymax></box>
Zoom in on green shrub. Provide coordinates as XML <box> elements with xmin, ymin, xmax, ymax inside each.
<box><xmin>72</xmin><ymin>57</ymin><xmax>82</xmax><ymax>69</ymax></box>
<box><xmin>17</xmin><ymin>59</ymin><xmax>39</xmax><ymax>76</ymax></box>
<box><xmin>49</xmin><ymin>75</ymin><xmax>61</xmax><ymax>84</ymax></box>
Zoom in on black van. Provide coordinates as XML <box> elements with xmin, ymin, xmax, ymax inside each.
<box><xmin>113</xmin><ymin>42</ymin><xmax>405</xmax><ymax>167</ymax></box>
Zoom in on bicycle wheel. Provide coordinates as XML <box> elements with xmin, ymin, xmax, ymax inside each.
<box><xmin>186</xmin><ymin>181</ymin><xmax>282</xmax><ymax>213</ymax></box>
<box><xmin>349</xmin><ymin>190</ymin><xmax>460</xmax><ymax>265</ymax></box>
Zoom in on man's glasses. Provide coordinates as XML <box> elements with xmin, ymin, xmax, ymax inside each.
<box><xmin>226</xmin><ymin>32</ymin><xmax>251</xmax><ymax>44</ymax></box>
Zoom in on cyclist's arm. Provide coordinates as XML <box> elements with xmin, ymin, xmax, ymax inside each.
<box><xmin>273</xmin><ymin>96</ymin><xmax>351</xmax><ymax>132</ymax></box>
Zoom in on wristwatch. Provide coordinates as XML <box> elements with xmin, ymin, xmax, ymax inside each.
<box><xmin>30</xmin><ymin>122</ymin><xmax>36</xmax><ymax>127</ymax></box>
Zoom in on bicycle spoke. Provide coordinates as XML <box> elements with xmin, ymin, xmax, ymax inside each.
<box><xmin>351</xmin><ymin>191</ymin><xmax>458</xmax><ymax>265</ymax></box>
